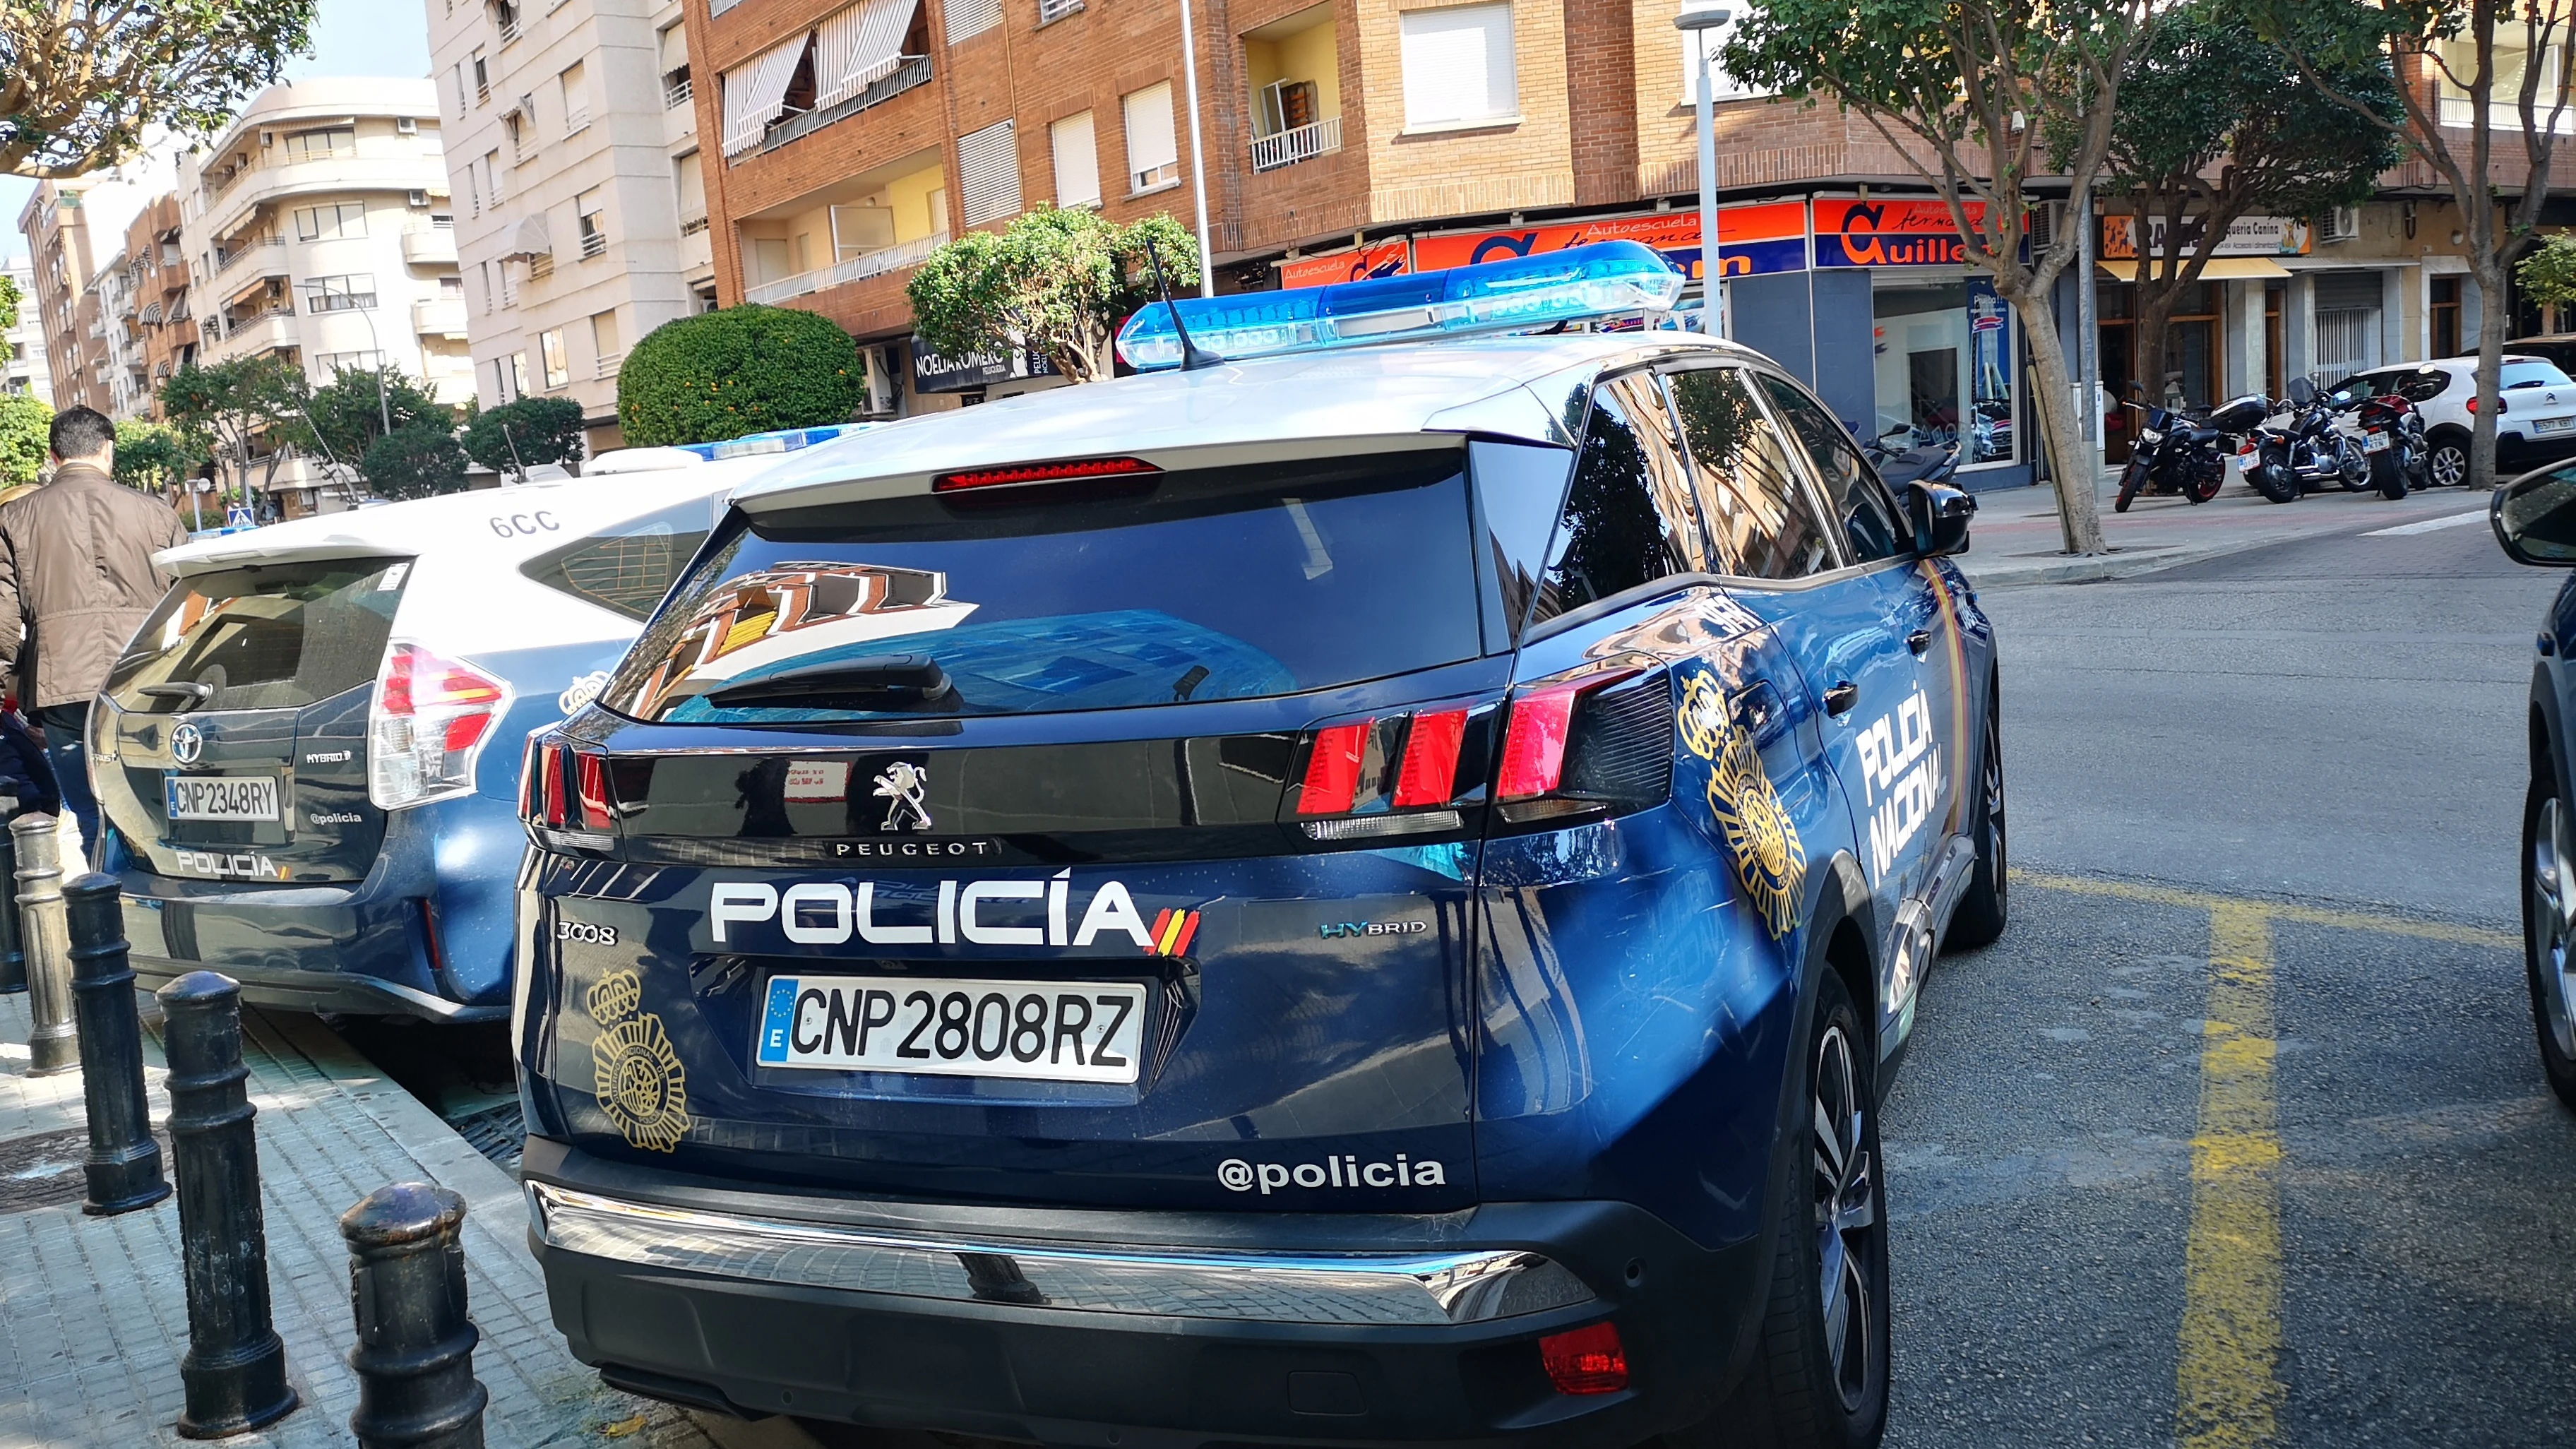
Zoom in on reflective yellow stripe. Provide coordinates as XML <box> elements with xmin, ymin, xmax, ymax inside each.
<box><xmin>2178</xmin><ymin>903</ymin><xmax>2284</xmax><ymax>1448</ymax></box>
<box><xmin>1156</xmin><ymin>910</ymin><xmax>1191</xmax><ymax>956</ymax></box>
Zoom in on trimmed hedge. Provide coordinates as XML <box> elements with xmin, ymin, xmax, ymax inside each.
<box><xmin>616</xmin><ymin>304</ymin><xmax>868</xmax><ymax>448</ymax></box>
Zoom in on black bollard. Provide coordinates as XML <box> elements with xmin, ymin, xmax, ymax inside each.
<box><xmin>66</xmin><ymin>873</ymin><xmax>169</xmax><ymax>1215</ymax></box>
<box><xmin>0</xmin><ymin>823</ymin><xmax>22</xmax><ymax>993</ymax></box>
<box><xmin>160</xmin><ymin>970</ymin><xmax>297</xmax><ymax>1438</ymax></box>
<box><xmin>342</xmin><ymin>1182</ymin><xmax>487</xmax><ymax>1449</ymax></box>
<box><xmin>15</xmin><ymin>813</ymin><xmax>76</xmax><ymax>1073</ymax></box>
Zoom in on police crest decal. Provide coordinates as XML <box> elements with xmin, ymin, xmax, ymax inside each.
<box><xmin>588</xmin><ymin>970</ymin><xmax>690</xmax><ymax>1152</ymax></box>
<box><xmin>1676</xmin><ymin>665</ymin><xmax>1806</xmax><ymax>940</ymax></box>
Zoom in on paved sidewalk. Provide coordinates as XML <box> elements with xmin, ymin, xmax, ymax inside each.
<box><xmin>0</xmin><ymin>988</ymin><xmax>815</xmax><ymax>1449</ymax></box>
<box><xmin>1955</xmin><ymin>472</ymin><xmax>2495</xmax><ymax>587</ymax></box>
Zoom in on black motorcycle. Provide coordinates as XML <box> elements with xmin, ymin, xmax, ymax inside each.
<box><xmin>1864</xmin><ymin>431</ymin><xmax>1962</xmax><ymax>491</ymax></box>
<box><xmin>2248</xmin><ymin>376</ymin><xmax>2394</xmax><ymax>501</ymax></box>
<box><xmin>2115</xmin><ymin>393</ymin><xmax>2258</xmax><ymax>512</ymax></box>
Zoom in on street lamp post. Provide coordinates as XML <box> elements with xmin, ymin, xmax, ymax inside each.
<box><xmin>298</xmin><ymin>280</ymin><xmax>393</xmax><ymax>436</ymax></box>
<box><xmin>1178</xmin><ymin>0</ymin><xmax>1215</xmax><ymax>297</ymax></box>
<box><xmin>1676</xmin><ymin>4</ymin><xmax>1733</xmax><ymax>336</ymax></box>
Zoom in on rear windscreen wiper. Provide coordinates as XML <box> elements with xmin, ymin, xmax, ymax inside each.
<box><xmin>704</xmin><ymin>655</ymin><xmax>956</xmax><ymax>710</ymax></box>
<box><xmin>138</xmin><ymin>682</ymin><xmax>213</xmax><ymax>707</ymax></box>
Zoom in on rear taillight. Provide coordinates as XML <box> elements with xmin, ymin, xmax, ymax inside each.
<box><xmin>520</xmin><ymin>737</ymin><xmax>644</xmax><ymax>839</ymax></box>
<box><xmin>574</xmin><ymin>750</ymin><xmax>613</xmax><ymax>831</ymax></box>
<box><xmin>1539</xmin><ymin>1321</ymin><xmax>1629</xmax><ymax>1395</ymax></box>
<box><xmin>2469</xmin><ymin>393</ymin><xmax>2507</xmax><ymax>415</ymax></box>
<box><xmin>1289</xmin><ymin>706</ymin><xmax>1489</xmax><ymax>842</ymax></box>
<box><xmin>370</xmin><ymin>643</ymin><xmax>511</xmax><ymax>810</ymax></box>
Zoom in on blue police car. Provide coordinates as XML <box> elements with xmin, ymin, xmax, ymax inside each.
<box><xmin>2492</xmin><ymin>463</ymin><xmax>2576</xmax><ymax>1111</ymax></box>
<box><xmin>514</xmin><ymin>244</ymin><xmax>2002</xmax><ymax>1448</ymax></box>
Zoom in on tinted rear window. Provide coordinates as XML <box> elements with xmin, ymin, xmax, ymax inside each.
<box><xmin>105</xmin><ymin>558</ymin><xmax>406</xmax><ymax>712</ymax></box>
<box><xmin>2504</xmin><ymin>361</ymin><xmax>2573</xmax><ymax>390</ymax></box>
<box><xmin>602</xmin><ymin>453</ymin><xmax>1481</xmax><ymax>723</ymax></box>
<box><xmin>520</xmin><ymin>496</ymin><xmax>715</xmax><ymax>621</ymax></box>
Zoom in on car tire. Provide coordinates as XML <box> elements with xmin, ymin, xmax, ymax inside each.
<box><xmin>1713</xmin><ymin>967</ymin><xmax>1890</xmax><ymax>1449</ymax></box>
<box><xmin>2427</xmin><ymin>431</ymin><xmax>2471</xmax><ymax>489</ymax></box>
<box><xmin>2520</xmin><ymin>775</ymin><xmax>2576</xmax><ymax>1113</ymax></box>
<box><xmin>1945</xmin><ymin>694</ymin><xmax>2008</xmax><ymax>952</ymax></box>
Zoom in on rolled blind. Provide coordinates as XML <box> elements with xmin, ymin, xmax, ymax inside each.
<box><xmin>1398</xmin><ymin>4</ymin><xmax>1515</xmax><ymax>129</ymax></box>
<box><xmin>1123</xmin><ymin>82</ymin><xmax>1177</xmax><ymax>177</ymax></box>
<box><xmin>721</xmin><ymin>34</ymin><xmax>809</xmax><ymax>157</ymax></box>
<box><xmin>943</xmin><ymin>0</ymin><xmax>1001</xmax><ymax>45</ymax></box>
<box><xmin>957</xmin><ymin>119</ymin><xmax>1021</xmax><ymax>227</ymax></box>
<box><xmin>1051</xmin><ymin>110</ymin><xmax>1100</xmax><ymax>208</ymax></box>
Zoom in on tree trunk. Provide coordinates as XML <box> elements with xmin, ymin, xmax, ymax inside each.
<box><xmin>2471</xmin><ymin>253</ymin><xmax>2511</xmax><ymax>489</ymax></box>
<box><xmin>2134</xmin><ymin>285</ymin><xmax>2178</xmax><ymax>412</ymax></box>
<box><xmin>1999</xmin><ymin>280</ymin><xmax>2106</xmax><ymax>554</ymax></box>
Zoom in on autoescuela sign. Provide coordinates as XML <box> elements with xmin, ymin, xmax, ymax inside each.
<box><xmin>1277</xmin><ymin>202</ymin><xmax>1809</xmax><ymax>290</ymax></box>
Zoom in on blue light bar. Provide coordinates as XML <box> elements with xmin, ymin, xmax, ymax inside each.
<box><xmin>674</xmin><ymin>422</ymin><xmax>875</xmax><ymax>461</ymax></box>
<box><xmin>1116</xmin><ymin>241</ymin><xmax>1686</xmax><ymax>371</ymax></box>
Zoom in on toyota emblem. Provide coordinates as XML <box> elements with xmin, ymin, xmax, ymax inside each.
<box><xmin>169</xmin><ymin>722</ymin><xmax>203</xmax><ymax>766</ymax></box>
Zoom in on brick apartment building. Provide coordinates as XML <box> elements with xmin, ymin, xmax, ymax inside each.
<box><xmin>674</xmin><ymin>1</ymin><xmax>2576</xmax><ymax>486</ymax></box>
<box><xmin>119</xmin><ymin>193</ymin><xmax>199</xmax><ymax>419</ymax></box>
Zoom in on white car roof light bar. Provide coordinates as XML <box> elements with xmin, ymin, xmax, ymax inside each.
<box><xmin>1116</xmin><ymin>240</ymin><xmax>1686</xmax><ymax>372</ymax></box>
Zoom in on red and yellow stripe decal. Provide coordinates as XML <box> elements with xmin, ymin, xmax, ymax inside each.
<box><xmin>1147</xmin><ymin>907</ymin><xmax>1201</xmax><ymax>958</ymax></box>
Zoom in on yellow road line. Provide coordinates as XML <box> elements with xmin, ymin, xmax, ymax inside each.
<box><xmin>2176</xmin><ymin>903</ymin><xmax>2285</xmax><ymax>1448</ymax></box>
<box><xmin>2011</xmin><ymin>869</ymin><xmax>2515</xmax><ymax>950</ymax></box>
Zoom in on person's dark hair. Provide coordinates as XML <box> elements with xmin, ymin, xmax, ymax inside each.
<box><xmin>48</xmin><ymin>405</ymin><xmax>114</xmax><ymax>463</ymax></box>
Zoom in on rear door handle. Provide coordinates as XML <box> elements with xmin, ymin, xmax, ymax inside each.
<box><xmin>1824</xmin><ymin>681</ymin><xmax>1860</xmax><ymax>717</ymax></box>
<box><xmin>1906</xmin><ymin>629</ymin><xmax>1933</xmax><ymax>657</ymax></box>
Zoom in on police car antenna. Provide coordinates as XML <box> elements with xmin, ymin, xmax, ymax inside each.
<box><xmin>1141</xmin><ymin>237</ymin><xmax>1222</xmax><ymax>372</ymax></box>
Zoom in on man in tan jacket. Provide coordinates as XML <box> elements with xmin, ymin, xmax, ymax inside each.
<box><xmin>0</xmin><ymin>406</ymin><xmax>191</xmax><ymax>864</ymax></box>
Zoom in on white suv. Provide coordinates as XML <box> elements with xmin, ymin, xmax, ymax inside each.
<box><xmin>2331</xmin><ymin>356</ymin><xmax>2576</xmax><ymax>487</ymax></box>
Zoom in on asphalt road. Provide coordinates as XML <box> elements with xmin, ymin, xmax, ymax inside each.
<box><xmin>1886</xmin><ymin>505</ymin><xmax>2576</xmax><ymax>1448</ymax></box>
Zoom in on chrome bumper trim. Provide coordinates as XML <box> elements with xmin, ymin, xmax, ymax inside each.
<box><xmin>527</xmin><ymin>1181</ymin><xmax>1595</xmax><ymax>1326</ymax></box>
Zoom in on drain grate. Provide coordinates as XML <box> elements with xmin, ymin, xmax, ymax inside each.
<box><xmin>449</xmin><ymin>1101</ymin><xmax>526</xmax><ymax>1176</ymax></box>
<box><xmin>0</xmin><ymin>1128</ymin><xmax>97</xmax><ymax>1213</ymax></box>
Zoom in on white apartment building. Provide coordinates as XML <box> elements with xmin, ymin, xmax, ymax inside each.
<box><xmin>3</xmin><ymin>260</ymin><xmax>52</xmax><ymax>403</ymax></box>
<box><xmin>177</xmin><ymin>78</ymin><xmax>470</xmax><ymax>440</ymax></box>
<box><xmin>429</xmin><ymin>0</ymin><xmax>712</xmax><ymax>455</ymax></box>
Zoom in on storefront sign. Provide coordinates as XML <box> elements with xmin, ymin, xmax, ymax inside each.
<box><xmin>1412</xmin><ymin>203</ymin><xmax>1808</xmax><ymax>280</ymax></box>
<box><xmin>910</xmin><ymin>338</ymin><xmax>1058</xmax><ymax>393</ymax></box>
<box><xmin>1277</xmin><ymin>240</ymin><xmax>1411</xmax><ymax>290</ymax></box>
<box><xmin>1814</xmin><ymin>199</ymin><xmax>2009</xmax><ymax>268</ymax></box>
<box><xmin>2098</xmin><ymin>213</ymin><xmax>2311</xmax><ymax>261</ymax></box>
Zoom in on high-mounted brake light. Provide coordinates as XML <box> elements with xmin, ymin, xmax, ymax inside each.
<box><xmin>371</xmin><ymin>643</ymin><xmax>511</xmax><ymax>811</ymax></box>
<box><xmin>1117</xmin><ymin>240</ymin><xmax>1686</xmax><ymax>371</ymax></box>
<box><xmin>1538</xmin><ymin>1322</ymin><xmax>1629</xmax><ymax>1395</ymax></box>
<box><xmin>932</xmin><ymin>456</ymin><xmax>1162</xmax><ymax>491</ymax></box>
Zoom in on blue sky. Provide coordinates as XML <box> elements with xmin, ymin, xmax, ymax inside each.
<box><xmin>3</xmin><ymin>0</ymin><xmax>431</xmax><ymax>265</ymax></box>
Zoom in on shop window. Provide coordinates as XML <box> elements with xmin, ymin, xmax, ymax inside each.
<box><xmin>1872</xmin><ymin>278</ymin><xmax>2017</xmax><ymax>464</ymax></box>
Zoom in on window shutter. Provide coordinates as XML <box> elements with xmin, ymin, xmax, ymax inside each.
<box><xmin>1123</xmin><ymin>82</ymin><xmax>1177</xmax><ymax>180</ymax></box>
<box><xmin>721</xmin><ymin>34</ymin><xmax>809</xmax><ymax>156</ymax></box>
<box><xmin>1399</xmin><ymin>4</ymin><xmax>1515</xmax><ymax>128</ymax></box>
<box><xmin>1051</xmin><ymin>111</ymin><xmax>1100</xmax><ymax>208</ymax></box>
<box><xmin>957</xmin><ymin>119</ymin><xmax>1021</xmax><ymax>227</ymax></box>
<box><xmin>943</xmin><ymin>0</ymin><xmax>1001</xmax><ymax>45</ymax></box>
<box><xmin>818</xmin><ymin>0</ymin><xmax>920</xmax><ymax>109</ymax></box>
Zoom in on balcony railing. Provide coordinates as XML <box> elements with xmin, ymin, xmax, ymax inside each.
<box><xmin>666</xmin><ymin>74</ymin><xmax>693</xmax><ymax>109</ymax></box>
<box><xmin>595</xmin><ymin>352</ymin><xmax>624</xmax><ymax>380</ymax></box>
<box><xmin>565</xmin><ymin>107</ymin><xmax>590</xmax><ymax>134</ymax></box>
<box><xmin>580</xmin><ymin>228</ymin><xmax>607</xmax><ymax>258</ymax></box>
<box><xmin>680</xmin><ymin>215</ymin><xmax>709</xmax><ymax>237</ymax></box>
<box><xmin>499</xmin><ymin>17</ymin><xmax>521</xmax><ymax>44</ymax></box>
<box><xmin>215</xmin><ymin>237</ymin><xmax>287</xmax><ymax>282</ymax></box>
<box><xmin>1251</xmin><ymin>114</ymin><xmax>1342</xmax><ymax>173</ymax></box>
<box><xmin>759</xmin><ymin>55</ymin><xmax>933</xmax><ymax>155</ymax></box>
<box><xmin>2436</xmin><ymin>94</ymin><xmax>2576</xmax><ymax>133</ymax></box>
<box><xmin>744</xmin><ymin>232</ymin><xmax>946</xmax><ymax>305</ymax></box>
<box><xmin>1038</xmin><ymin>0</ymin><xmax>1084</xmax><ymax>23</ymax></box>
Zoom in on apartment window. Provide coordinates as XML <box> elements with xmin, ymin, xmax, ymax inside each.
<box><xmin>1678</xmin><ymin>11</ymin><xmax>1768</xmax><ymax>103</ymax></box>
<box><xmin>1122</xmin><ymin>83</ymin><xmax>1179</xmax><ymax>193</ymax></box>
<box><xmin>539</xmin><ymin>328</ymin><xmax>568</xmax><ymax>389</ymax></box>
<box><xmin>504</xmin><ymin>111</ymin><xmax>528</xmax><ymax>162</ymax></box>
<box><xmin>576</xmin><ymin>189</ymin><xmax>607</xmax><ymax>258</ymax></box>
<box><xmin>493</xmin><ymin>0</ymin><xmax>522</xmax><ymax>42</ymax></box>
<box><xmin>285</xmin><ymin>126</ymin><xmax>357</xmax><ymax>161</ymax></box>
<box><xmin>472</xmin><ymin>49</ymin><xmax>489</xmax><ymax>103</ymax></box>
<box><xmin>661</xmin><ymin>21</ymin><xmax>693</xmax><ymax>107</ymax></box>
<box><xmin>292</xmin><ymin>202</ymin><xmax>367</xmax><ymax>241</ymax></box>
<box><xmin>957</xmin><ymin>118</ymin><xmax>1021</xmax><ymax>225</ymax></box>
<box><xmin>944</xmin><ymin>0</ymin><xmax>1002</xmax><ymax>45</ymax></box>
<box><xmin>1397</xmin><ymin>4</ymin><xmax>1516</xmax><ymax>131</ymax></box>
<box><xmin>478</xmin><ymin>261</ymin><xmax>494</xmax><ymax>314</ymax></box>
<box><xmin>451</xmin><ymin>63</ymin><xmax>467</xmax><ymax>117</ymax></box>
<box><xmin>303</xmin><ymin>274</ymin><xmax>377</xmax><ymax>311</ymax></box>
<box><xmin>465</xmin><ymin>156</ymin><xmax>482</xmax><ymax>213</ymax></box>
<box><xmin>314</xmin><ymin>350</ymin><xmax>386</xmax><ymax>374</ymax></box>
<box><xmin>559</xmin><ymin>59</ymin><xmax>590</xmax><ymax>133</ymax></box>
<box><xmin>674</xmin><ymin>149</ymin><xmax>706</xmax><ymax>227</ymax></box>
<box><xmin>591</xmin><ymin>309</ymin><xmax>622</xmax><ymax>377</ymax></box>
<box><xmin>1050</xmin><ymin>111</ymin><xmax>1100</xmax><ymax>208</ymax></box>
<box><xmin>484</xmin><ymin>150</ymin><xmax>503</xmax><ymax>202</ymax></box>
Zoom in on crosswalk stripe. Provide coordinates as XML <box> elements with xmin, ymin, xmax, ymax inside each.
<box><xmin>2362</xmin><ymin>510</ymin><xmax>2486</xmax><ymax>537</ymax></box>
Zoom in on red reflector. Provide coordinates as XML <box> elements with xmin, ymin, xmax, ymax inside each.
<box><xmin>1539</xmin><ymin>1322</ymin><xmax>1629</xmax><ymax>1395</ymax></box>
<box><xmin>539</xmin><ymin>743</ymin><xmax>568</xmax><ymax>828</ymax></box>
<box><xmin>518</xmin><ymin>737</ymin><xmax>541</xmax><ymax>821</ymax></box>
<box><xmin>1392</xmin><ymin>709</ymin><xmax>1468</xmax><ymax>807</ymax></box>
<box><xmin>574</xmin><ymin>751</ymin><xmax>613</xmax><ymax>831</ymax></box>
<box><xmin>932</xmin><ymin>456</ymin><xmax>1161</xmax><ymax>491</ymax></box>
<box><xmin>1296</xmin><ymin>720</ymin><xmax>1372</xmax><ymax>816</ymax></box>
<box><xmin>1496</xmin><ymin>682</ymin><xmax>1585</xmax><ymax>800</ymax></box>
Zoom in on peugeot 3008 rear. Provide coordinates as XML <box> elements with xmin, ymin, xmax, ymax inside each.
<box><xmin>519</xmin><ymin>245</ymin><xmax>1943</xmax><ymax>1449</ymax></box>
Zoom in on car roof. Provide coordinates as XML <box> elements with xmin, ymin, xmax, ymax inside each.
<box><xmin>2406</xmin><ymin>355</ymin><xmax>2548</xmax><ymax>374</ymax></box>
<box><xmin>153</xmin><ymin>455</ymin><xmax>787</xmax><ymax>576</ymax></box>
<box><xmin>731</xmin><ymin>332</ymin><xmax>1754</xmax><ymax>511</ymax></box>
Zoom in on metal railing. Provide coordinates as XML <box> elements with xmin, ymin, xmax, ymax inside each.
<box><xmin>680</xmin><ymin>215</ymin><xmax>709</xmax><ymax>237</ymax></box>
<box><xmin>744</xmin><ymin>232</ymin><xmax>946</xmax><ymax>304</ymax></box>
<box><xmin>595</xmin><ymin>352</ymin><xmax>623</xmax><ymax>380</ymax></box>
<box><xmin>1251</xmin><ymin>114</ymin><xmax>1341</xmax><ymax>173</ymax></box>
<box><xmin>498</xmin><ymin>17</ymin><xmax>521</xmax><ymax>43</ymax></box>
<box><xmin>1038</xmin><ymin>0</ymin><xmax>1084</xmax><ymax>23</ymax></box>
<box><xmin>760</xmin><ymin>55</ymin><xmax>933</xmax><ymax>155</ymax></box>
<box><xmin>215</xmin><ymin>237</ymin><xmax>285</xmax><ymax>282</ymax></box>
<box><xmin>665</xmin><ymin>75</ymin><xmax>693</xmax><ymax>109</ymax></box>
<box><xmin>580</xmin><ymin>229</ymin><xmax>607</xmax><ymax>259</ymax></box>
<box><xmin>565</xmin><ymin>107</ymin><xmax>590</xmax><ymax>134</ymax></box>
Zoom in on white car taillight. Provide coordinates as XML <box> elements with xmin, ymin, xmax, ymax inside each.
<box><xmin>369</xmin><ymin>643</ymin><xmax>512</xmax><ymax>809</ymax></box>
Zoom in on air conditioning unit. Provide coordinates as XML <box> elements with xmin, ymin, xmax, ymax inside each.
<box><xmin>2321</xmin><ymin>205</ymin><xmax>2361</xmax><ymax>244</ymax></box>
<box><xmin>397</xmin><ymin>117</ymin><xmax>419</xmax><ymax>135</ymax></box>
<box><xmin>407</xmin><ymin>189</ymin><xmax>431</xmax><ymax>208</ymax></box>
<box><xmin>2029</xmin><ymin>201</ymin><xmax>2059</xmax><ymax>253</ymax></box>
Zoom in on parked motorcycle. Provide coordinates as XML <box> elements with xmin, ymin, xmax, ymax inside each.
<box><xmin>1864</xmin><ymin>430</ymin><xmax>1962</xmax><ymax>491</ymax></box>
<box><xmin>2114</xmin><ymin>393</ymin><xmax>2249</xmax><ymax>512</ymax></box>
<box><xmin>2247</xmin><ymin>376</ymin><xmax>2395</xmax><ymax>501</ymax></box>
<box><xmin>2344</xmin><ymin>383</ymin><xmax>2430</xmax><ymax>494</ymax></box>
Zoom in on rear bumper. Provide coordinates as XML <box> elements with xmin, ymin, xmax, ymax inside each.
<box><xmin>523</xmin><ymin>1138</ymin><xmax>1770</xmax><ymax>1446</ymax></box>
<box><xmin>123</xmin><ymin>953</ymin><xmax>503</xmax><ymax>1021</ymax></box>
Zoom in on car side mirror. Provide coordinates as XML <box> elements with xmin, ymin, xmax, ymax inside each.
<box><xmin>2493</xmin><ymin>467</ymin><xmax>2576</xmax><ymax>566</ymax></box>
<box><xmin>1908</xmin><ymin>480</ymin><xmax>1974</xmax><ymax>556</ymax></box>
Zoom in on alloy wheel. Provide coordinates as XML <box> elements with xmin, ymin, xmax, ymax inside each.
<box><xmin>1984</xmin><ymin>723</ymin><xmax>2007</xmax><ymax>915</ymax></box>
<box><xmin>2431</xmin><ymin>444</ymin><xmax>2468</xmax><ymax>488</ymax></box>
<box><xmin>1811</xmin><ymin>1023</ymin><xmax>1878</xmax><ymax>1411</ymax></box>
<box><xmin>2529</xmin><ymin>795</ymin><xmax>2576</xmax><ymax>1061</ymax></box>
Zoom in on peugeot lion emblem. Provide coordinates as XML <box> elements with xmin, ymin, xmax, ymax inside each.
<box><xmin>872</xmin><ymin>761</ymin><xmax>933</xmax><ymax>833</ymax></box>
<box><xmin>169</xmin><ymin>722</ymin><xmax>203</xmax><ymax>766</ymax></box>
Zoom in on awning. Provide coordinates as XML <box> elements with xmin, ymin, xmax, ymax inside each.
<box><xmin>816</xmin><ymin>0</ymin><xmax>919</xmax><ymax>110</ymax></box>
<box><xmin>2095</xmin><ymin>257</ymin><xmax>2291</xmax><ymax>282</ymax></box>
<box><xmin>501</xmin><ymin>213</ymin><xmax>551</xmax><ymax>261</ymax></box>
<box><xmin>722</xmin><ymin>32</ymin><xmax>809</xmax><ymax>157</ymax></box>
<box><xmin>660</xmin><ymin>21</ymin><xmax>687</xmax><ymax>71</ymax></box>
